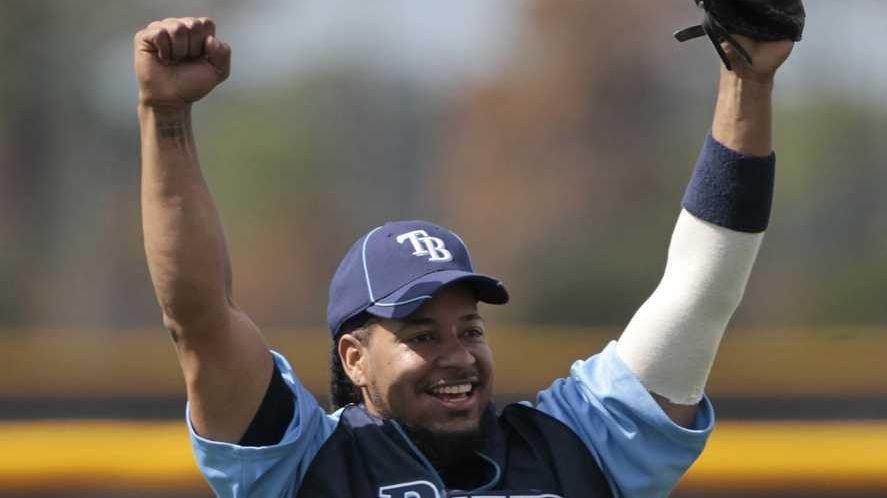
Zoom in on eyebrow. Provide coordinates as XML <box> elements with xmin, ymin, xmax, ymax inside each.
<box><xmin>400</xmin><ymin>313</ymin><xmax>484</xmax><ymax>328</ymax></box>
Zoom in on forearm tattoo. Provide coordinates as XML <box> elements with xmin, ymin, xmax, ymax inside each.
<box><xmin>157</xmin><ymin>118</ymin><xmax>185</xmax><ymax>140</ymax></box>
<box><xmin>156</xmin><ymin>117</ymin><xmax>190</xmax><ymax>144</ymax></box>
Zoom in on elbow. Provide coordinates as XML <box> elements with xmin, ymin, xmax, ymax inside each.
<box><xmin>661</xmin><ymin>261</ymin><xmax>754</xmax><ymax>321</ymax></box>
<box><xmin>157</xmin><ymin>287</ymin><xmax>233</xmax><ymax>337</ymax></box>
<box><xmin>656</xmin><ymin>274</ymin><xmax>748</xmax><ymax>323</ymax></box>
<box><xmin>687</xmin><ymin>283</ymin><xmax>747</xmax><ymax>321</ymax></box>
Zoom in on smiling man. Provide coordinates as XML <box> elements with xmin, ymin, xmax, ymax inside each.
<box><xmin>134</xmin><ymin>14</ymin><xmax>793</xmax><ymax>498</ymax></box>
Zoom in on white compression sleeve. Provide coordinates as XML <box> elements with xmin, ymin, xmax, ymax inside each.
<box><xmin>616</xmin><ymin>209</ymin><xmax>764</xmax><ymax>405</ymax></box>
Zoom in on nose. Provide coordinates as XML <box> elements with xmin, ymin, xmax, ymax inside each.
<box><xmin>436</xmin><ymin>332</ymin><xmax>476</xmax><ymax>369</ymax></box>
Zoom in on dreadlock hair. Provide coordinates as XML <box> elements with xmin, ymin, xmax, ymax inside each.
<box><xmin>330</xmin><ymin>313</ymin><xmax>376</xmax><ymax>410</ymax></box>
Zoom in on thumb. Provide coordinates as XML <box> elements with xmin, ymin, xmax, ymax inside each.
<box><xmin>205</xmin><ymin>35</ymin><xmax>231</xmax><ymax>80</ymax></box>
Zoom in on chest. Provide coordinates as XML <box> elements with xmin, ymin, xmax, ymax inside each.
<box><xmin>295</xmin><ymin>404</ymin><xmax>612</xmax><ymax>498</ymax></box>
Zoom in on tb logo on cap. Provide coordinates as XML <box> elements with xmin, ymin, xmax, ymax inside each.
<box><xmin>396</xmin><ymin>230</ymin><xmax>453</xmax><ymax>262</ymax></box>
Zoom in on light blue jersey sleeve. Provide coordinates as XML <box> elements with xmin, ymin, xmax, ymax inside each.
<box><xmin>532</xmin><ymin>341</ymin><xmax>714</xmax><ymax>498</ymax></box>
<box><xmin>187</xmin><ymin>351</ymin><xmax>341</xmax><ymax>498</ymax></box>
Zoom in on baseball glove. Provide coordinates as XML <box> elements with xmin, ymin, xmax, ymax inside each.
<box><xmin>674</xmin><ymin>0</ymin><xmax>806</xmax><ymax>70</ymax></box>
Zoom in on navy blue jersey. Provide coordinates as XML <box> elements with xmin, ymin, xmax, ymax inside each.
<box><xmin>189</xmin><ymin>344</ymin><xmax>714</xmax><ymax>498</ymax></box>
<box><xmin>296</xmin><ymin>403</ymin><xmax>613</xmax><ymax>498</ymax></box>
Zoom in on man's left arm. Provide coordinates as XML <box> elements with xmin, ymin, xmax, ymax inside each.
<box><xmin>617</xmin><ymin>36</ymin><xmax>794</xmax><ymax>427</ymax></box>
<box><xmin>533</xmin><ymin>36</ymin><xmax>795</xmax><ymax>498</ymax></box>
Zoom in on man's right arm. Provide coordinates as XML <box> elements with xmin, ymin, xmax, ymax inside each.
<box><xmin>135</xmin><ymin>17</ymin><xmax>273</xmax><ymax>443</ymax></box>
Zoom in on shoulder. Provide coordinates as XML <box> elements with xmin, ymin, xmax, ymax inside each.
<box><xmin>187</xmin><ymin>351</ymin><xmax>340</xmax><ymax>498</ymax></box>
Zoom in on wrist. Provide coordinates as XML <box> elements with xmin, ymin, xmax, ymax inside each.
<box><xmin>683</xmin><ymin>133</ymin><xmax>775</xmax><ymax>233</ymax></box>
<box><xmin>138</xmin><ymin>103</ymin><xmax>194</xmax><ymax>147</ymax></box>
<box><xmin>720</xmin><ymin>65</ymin><xmax>775</xmax><ymax>90</ymax></box>
<box><xmin>138</xmin><ymin>101</ymin><xmax>192</xmax><ymax>117</ymax></box>
<box><xmin>712</xmin><ymin>69</ymin><xmax>774</xmax><ymax>157</ymax></box>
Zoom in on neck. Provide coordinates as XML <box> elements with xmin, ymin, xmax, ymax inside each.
<box><xmin>403</xmin><ymin>424</ymin><xmax>488</xmax><ymax>490</ymax></box>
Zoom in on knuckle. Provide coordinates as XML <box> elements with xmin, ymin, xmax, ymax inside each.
<box><xmin>168</xmin><ymin>21</ymin><xmax>187</xmax><ymax>38</ymax></box>
<box><xmin>135</xmin><ymin>27</ymin><xmax>158</xmax><ymax>44</ymax></box>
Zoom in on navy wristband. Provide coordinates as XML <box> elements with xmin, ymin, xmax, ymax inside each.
<box><xmin>681</xmin><ymin>133</ymin><xmax>775</xmax><ymax>233</ymax></box>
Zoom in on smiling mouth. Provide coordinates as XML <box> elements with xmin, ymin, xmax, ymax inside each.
<box><xmin>426</xmin><ymin>381</ymin><xmax>479</xmax><ymax>404</ymax></box>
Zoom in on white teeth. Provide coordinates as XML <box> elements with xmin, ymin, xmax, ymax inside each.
<box><xmin>431</xmin><ymin>383</ymin><xmax>472</xmax><ymax>395</ymax></box>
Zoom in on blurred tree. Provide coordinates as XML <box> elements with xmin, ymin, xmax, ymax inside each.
<box><xmin>199</xmin><ymin>67</ymin><xmax>439</xmax><ymax>325</ymax></box>
<box><xmin>0</xmin><ymin>2</ymin><xmax>56</xmax><ymax>326</ymax></box>
<box><xmin>429</xmin><ymin>0</ymin><xmax>691</xmax><ymax>325</ymax></box>
<box><xmin>0</xmin><ymin>0</ymin><xmax>237</xmax><ymax>329</ymax></box>
<box><xmin>430</xmin><ymin>0</ymin><xmax>887</xmax><ymax>327</ymax></box>
<box><xmin>1</xmin><ymin>0</ymin><xmax>885</xmax><ymax>332</ymax></box>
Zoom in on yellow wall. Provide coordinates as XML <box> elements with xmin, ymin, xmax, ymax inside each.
<box><xmin>3</xmin><ymin>327</ymin><xmax>885</xmax><ymax>495</ymax></box>
<box><xmin>3</xmin><ymin>326</ymin><xmax>885</xmax><ymax>397</ymax></box>
<box><xmin>2</xmin><ymin>419</ymin><xmax>885</xmax><ymax>495</ymax></box>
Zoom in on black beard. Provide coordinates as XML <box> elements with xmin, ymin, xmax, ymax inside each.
<box><xmin>400</xmin><ymin>421</ymin><xmax>487</xmax><ymax>470</ymax></box>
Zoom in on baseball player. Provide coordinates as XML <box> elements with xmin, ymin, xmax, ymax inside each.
<box><xmin>134</xmin><ymin>7</ymin><xmax>796</xmax><ymax>498</ymax></box>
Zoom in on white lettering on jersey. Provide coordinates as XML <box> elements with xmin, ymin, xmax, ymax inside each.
<box><xmin>378</xmin><ymin>480</ymin><xmax>440</xmax><ymax>498</ymax></box>
<box><xmin>451</xmin><ymin>494</ymin><xmax>563</xmax><ymax>498</ymax></box>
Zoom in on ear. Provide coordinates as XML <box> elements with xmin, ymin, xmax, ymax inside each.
<box><xmin>338</xmin><ymin>333</ymin><xmax>368</xmax><ymax>387</ymax></box>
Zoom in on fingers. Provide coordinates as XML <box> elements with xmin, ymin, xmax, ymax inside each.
<box><xmin>182</xmin><ymin>17</ymin><xmax>216</xmax><ymax>59</ymax></box>
<box><xmin>200</xmin><ymin>17</ymin><xmax>217</xmax><ymax>39</ymax></box>
<box><xmin>135</xmin><ymin>17</ymin><xmax>221</xmax><ymax>64</ymax></box>
<box><xmin>205</xmin><ymin>35</ymin><xmax>232</xmax><ymax>80</ymax></box>
<box><xmin>168</xmin><ymin>20</ymin><xmax>189</xmax><ymax>61</ymax></box>
<box><xmin>183</xmin><ymin>19</ymin><xmax>204</xmax><ymax>59</ymax></box>
<box><xmin>136</xmin><ymin>25</ymin><xmax>172</xmax><ymax>62</ymax></box>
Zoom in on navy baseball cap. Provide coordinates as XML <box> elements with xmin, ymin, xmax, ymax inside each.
<box><xmin>327</xmin><ymin>220</ymin><xmax>509</xmax><ymax>337</ymax></box>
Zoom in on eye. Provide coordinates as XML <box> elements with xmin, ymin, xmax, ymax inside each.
<box><xmin>463</xmin><ymin>327</ymin><xmax>484</xmax><ymax>339</ymax></box>
<box><xmin>407</xmin><ymin>332</ymin><xmax>436</xmax><ymax>344</ymax></box>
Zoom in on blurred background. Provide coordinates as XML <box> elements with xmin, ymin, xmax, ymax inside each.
<box><xmin>1</xmin><ymin>0</ymin><xmax>885</xmax><ymax>497</ymax></box>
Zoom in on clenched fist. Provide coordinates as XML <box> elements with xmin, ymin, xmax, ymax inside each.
<box><xmin>134</xmin><ymin>17</ymin><xmax>231</xmax><ymax>108</ymax></box>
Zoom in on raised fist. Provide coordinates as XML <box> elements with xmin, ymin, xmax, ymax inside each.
<box><xmin>134</xmin><ymin>17</ymin><xmax>231</xmax><ymax>108</ymax></box>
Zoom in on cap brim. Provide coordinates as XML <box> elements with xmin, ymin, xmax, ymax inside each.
<box><xmin>365</xmin><ymin>270</ymin><xmax>509</xmax><ymax>320</ymax></box>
